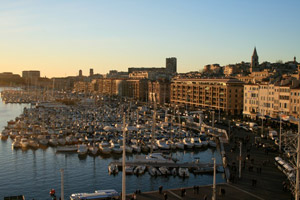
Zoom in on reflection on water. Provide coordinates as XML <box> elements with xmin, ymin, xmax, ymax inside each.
<box><xmin>0</xmin><ymin>88</ymin><xmax>225</xmax><ymax>199</ymax></box>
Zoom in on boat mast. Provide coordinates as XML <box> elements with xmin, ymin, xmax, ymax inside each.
<box><xmin>122</xmin><ymin>112</ymin><xmax>126</xmax><ymax>200</ymax></box>
<box><xmin>151</xmin><ymin>93</ymin><xmax>156</xmax><ymax>154</ymax></box>
<box><xmin>60</xmin><ymin>168</ymin><xmax>64</xmax><ymax>200</ymax></box>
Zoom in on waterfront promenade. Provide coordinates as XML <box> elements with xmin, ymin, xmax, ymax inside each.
<box><xmin>127</xmin><ymin>125</ymin><xmax>292</xmax><ymax>200</ymax></box>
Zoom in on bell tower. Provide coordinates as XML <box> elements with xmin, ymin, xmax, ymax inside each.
<box><xmin>250</xmin><ymin>47</ymin><xmax>259</xmax><ymax>73</ymax></box>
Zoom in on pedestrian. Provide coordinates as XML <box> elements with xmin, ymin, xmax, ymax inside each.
<box><xmin>164</xmin><ymin>192</ymin><xmax>168</xmax><ymax>200</ymax></box>
<box><xmin>193</xmin><ymin>185</ymin><xmax>196</xmax><ymax>194</ymax></box>
<box><xmin>159</xmin><ymin>185</ymin><xmax>163</xmax><ymax>194</ymax></box>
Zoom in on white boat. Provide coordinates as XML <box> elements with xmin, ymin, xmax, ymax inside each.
<box><xmin>56</xmin><ymin>145</ymin><xmax>78</xmax><ymax>153</ymax></box>
<box><xmin>66</xmin><ymin>135</ymin><xmax>75</xmax><ymax>144</ymax></box>
<box><xmin>20</xmin><ymin>138</ymin><xmax>29</xmax><ymax>148</ymax></box>
<box><xmin>191</xmin><ymin>137</ymin><xmax>203</xmax><ymax>148</ymax></box>
<box><xmin>12</xmin><ymin>136</ymin><xmax>21</xmax><ymax>148</ymax></box>
<box><xmin>38</xmin><ymin>135</ymin><xmax>49</xmax><ymax>146</ymax></box>
<box><xmin>70</xmin><ymin>189</ymin><xmax>119</xmax><ymax>200</ymax></box>
<box><xmin>138</xmin><ymin>153</ymin><xmax>174</xmax><ymax>164</ymax></box>
<box><xmin>108</xmin><ymin>164</ymin><xmax>119</xmax><ymax>175</ymax></box>
<box><xmin>159</xmin><ymin>166</ymin><xmax>170</xmax><ymax>175</ymax></box>
<box><xmin>148</xmin><ymin>166</ymin><xmax>161</xmax><ymax>176</ymax></box>
<box><xmin>58</xmin><ymin>136</ymin><xmax>66</xmax><ymax>146</ymax></box>
<box><xmin>178</xmin><ymin>167</ymin><xmax>190</xmax><ymax>177</ymax></box>
<box><xmin>110</xmin><ymin>141</ymin><xmax>123</xmax><ymax>154</ymax></box>
<box><xmin>99</xmin><ymin>141</ymin><xmax>112</xmax><ymax>154</ymax></box>
<box><xmin>147</xmin><ymin>143</ymin><xmax>158</xmax><ymax>151</ymax></box>
<box><xmin>183</xmin><ymin>138</ymin><xmax>194</xmax><ymax>149</ymax></box>
<box><xmin>166</xmin><ymin>140</ymin><xmax>176</xmax><ymax>150</ymax></box>
<box><xmin>28</xmin><ymin>138</ymin><xmax>39</xmax><ymax>149</ymax></box>
<box><xmin>125</xmin><ymin>165</ymin><xmax>135</xmax><ymax>175</ymax></box>
<box><xmin>131</xmin><ymin>143</ymin><xmax>141</xmax><ymax>153</ymax></box>
<box><xmin>175</xmin><ymin>140</ymin><xmax>185</xmax><ymax>150</ymax></box>
<box><xmin>125</xmin><ymin>145</ymin><xmax>133</xmax><ymax>153</ymax></box>
<box><xmin>88</xmin><ymin>144</ymin><xmax>99</xmax><ymax>155</ymax></box>
<box><xmin>134</xmin><ymin>165</ymin><xmax>146</xmax><ymax>175</ymax></box>
<box><xmin>78</xmin><ymin>144</ymin><xmax>88</xmax><ymax>155</ymax></box>
<box><xmin>156</xmin><ymin>139</ymin><xmax>170</xmax><ymax>150</ymax></box>
<box><xmin>49</xmin><ymin>136</ymin><xmax>59</xmax><ymax>146</ymax></box>
<box><xmin>0</xmin><ymin>129</ymin><xmax>9</xmax><ymax>139</ymax></box>
<box><xmin>9</xmin><ymin>130</ymin><xmax>18</xmax><ymax>139</ymax></box>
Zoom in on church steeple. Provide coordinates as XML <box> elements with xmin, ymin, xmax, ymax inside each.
<box><xmin>250</xmin><ymin>47</ymin><xmax>259</xmax><ymax>73</ymax></box>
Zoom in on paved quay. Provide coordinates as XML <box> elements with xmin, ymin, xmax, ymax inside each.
<box><xmin>125</xmin><ymin>124</ymin><xmax>292</xmax><ymax>200</ymax></box>
<box><xmin>221</xmin><ymin>126</ymin><xmax>291</xmax><ymax>200</ymax></box>
<box><xmin>126</xmin><ymin>183</ymin><xmax>264</xmax><ymax>200</ymax></box>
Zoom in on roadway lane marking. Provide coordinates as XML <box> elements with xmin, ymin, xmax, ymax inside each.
<box><xmin>227</xmin><ymin>183</ymin><xmax>264</xmax><ymax>200</ymax></box>
<box><xmin>168</xmin><ymin>190</ymin><xmax>183</xmax><ymax>200</ymax></box>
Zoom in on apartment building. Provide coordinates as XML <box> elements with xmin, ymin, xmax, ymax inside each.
<box><xmin>170</xmin><ymin>78</ymin><xmax>244</xmax><ymax>115</ymax></box>
<box><xmin>290</xmin><ymin>87</ymin><xmax>300</xmax><ymax>118</ymax></box>
<box><xmin>243</xmin><ymin>80</ymin><xmax>300</xmax><ymax>119</ymax></box>
<box><xmin>122</xmin><ymin>79</ymin><xmax>148</xmax><ymax>101</ymax></box>
<box><xmin>243</xmin><ymin>84</ymin><xmax>259</xmax><ymax>118</ymax></box>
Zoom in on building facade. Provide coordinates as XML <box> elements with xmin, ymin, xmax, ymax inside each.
<box><xmin>170</xmin><ymin>78</ymin><xmax>244</xmax><ymax>115</ymax></box>
<box><xmin>243</xmin><ymin>80</ymin><xmax>300</xmax><ymax>119</ymax></box>
<box><xmin>148</xmin><ymin>79</ymin><xmax>170</xmax><ymax>105</ymax></box>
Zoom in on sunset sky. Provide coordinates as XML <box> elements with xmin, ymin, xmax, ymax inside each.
<box><xmin>1</xmin><ymin>0</ymin><xmax>299</xmax><ymax>78</ymax></box>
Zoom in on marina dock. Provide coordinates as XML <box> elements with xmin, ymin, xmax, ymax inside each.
<box><xmin>109</xmin><ymin>161</ymin><xmax>220</xmax><ymax>168</ymax></box>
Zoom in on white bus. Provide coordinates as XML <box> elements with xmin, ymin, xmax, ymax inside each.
<box><xmin>70</xmin><ymin>189</ymin><xmax>119</xmax><ymax>200</ymax></box>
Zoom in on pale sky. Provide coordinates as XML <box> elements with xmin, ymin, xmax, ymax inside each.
<box><xmin>0</xmin><ymin>0</ymin><xmax>299</xmax><ymax>78</ymax></box>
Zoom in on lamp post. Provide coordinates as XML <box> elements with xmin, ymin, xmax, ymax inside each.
<box><xmin>212</xmin><ymin>111</ymin><xmax>215</xmax><ymax>135</ymax></box>
<box><xmin>212</xmin><ymin>157</ymin><xmax>216</xmax><ymax>200</ymax></box>
<box><xmin>295</xmin><ymin>118</ymin><xmax>300</xmax><ymax>200</ymax></box>
<box><xmin>239</xmin><ymin>141</ymin><xmax>242</xmax><ymax>179</ymax></box>
<box><xmin>279</xmin><ymin>113</ymin><xmax>282</xmax><ymax>153</ymax></box>
<box><xmin>218</xmin><ymin>100</ymin><xmax>221</xmax><ymax>123</ymax></box>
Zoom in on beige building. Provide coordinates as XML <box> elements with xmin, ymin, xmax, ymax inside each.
<box><xmin>224</xmin><ymin>65</ymin><xmax>237</xmax><ymax>77</ymax></box>
<box><xmin>170</xmin><ymin>78</ymin><xmax>244</xmax><ymax>115</ymax></box>
<box><xmin>92</xmin><ymin>78</ymin><xmax>125</xmax><ymax>96</ymax></box>
<box><xmin>290</xmin><ymin>87</ymin><xmax>300</xmax><ymax>118</ymax></box>
<box><xmin>244</xmin><ymin>80</ymin><xmax>300</xmax><ymax>119</ymax></box>
<box><xmin>73</xmin><ymin>81</ymin><xmax>93</xmax><ymax>93</ymax></box>
<box><xmin>243</xmin><ymin>84</ymin><xmax>259</xmax><ymax>118</ymax></box>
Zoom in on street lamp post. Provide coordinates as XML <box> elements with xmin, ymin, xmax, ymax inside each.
<box><xmin>239</xmin><ymin>141</ymin><xmax>242</xmax><ymax>179</ymax></box>
<box><xmin>295</xmin><ymin>118</ymin><xmax>300</xmax><ymax>200</ymax></box>
<box><xmin>261</xmin><ymin>116</ymin><xmax>264</xmax><ymax>138</ymax></box>
<box><xmin>212</xmin><ymin>157</ymin><xmax>216</xmax><ymax>200</ymax></box>
<box><xmin>218</xmin><ymin>100</ymin><xmax>221</xmax><ymax>123</ymax></box>
<box><xmin>279</xmin><ymin>113</ymin><xmax>282</xmax><ymax>153</ymax></box>
<box><xmin>212</xmin><ymin>111</ymin><xmax>215</xmax><ymax>135</ymax></box>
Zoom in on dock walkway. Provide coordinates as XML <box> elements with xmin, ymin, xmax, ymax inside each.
<box><xmin>110</xmin><ymin>161</ymin><xmax>220</xmax><ymax>168</ymax></box>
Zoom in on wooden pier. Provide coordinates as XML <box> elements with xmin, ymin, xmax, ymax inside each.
<box><xmin>109</xmin><ymin>161</ymin><xmax>221</xmax><ymax>169</ymax></box>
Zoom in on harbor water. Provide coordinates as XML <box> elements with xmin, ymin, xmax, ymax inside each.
<box><xmin>0</xmin><ymin>88</ymin><xmax>226</xmax><ymax>199</ymax></box>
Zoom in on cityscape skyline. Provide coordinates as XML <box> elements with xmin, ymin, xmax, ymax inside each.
<box><xmin>1</xmin><ymin>0</ymin><xmax>300</xmax><ymax>78</ymax></box>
